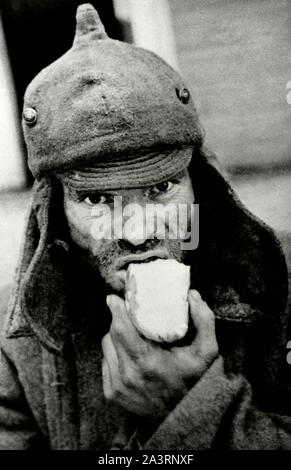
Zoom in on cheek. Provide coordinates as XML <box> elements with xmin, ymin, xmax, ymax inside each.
<box><xmin>65</xmin><ymin>202</ymin><xmax>117</xmax><ymax>259</ymax></box>
<box><xmin>166</xmin><ymin>182</ymin><xmax>194</xmax><ymax>238</ymax></box>
<box><xmin>64</xmin><ymin>201</ymin><xmax>98</xmax><ymax>251</ymax></box>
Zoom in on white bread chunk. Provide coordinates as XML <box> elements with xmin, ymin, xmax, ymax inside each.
<box><xmin>125</xmin><ymin>259</ymin><xmax>190</xmax><ymax>343</ymax></box>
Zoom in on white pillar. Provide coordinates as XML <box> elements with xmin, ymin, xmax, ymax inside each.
<box><xmin>113</xmin><ymin>0</ymin><xmax>179</xmax><ymax>71</ymax></box>
<box><xmin>0</xmin><ymin>12</ymin><xmax>26</xmax><ymax>191</ymax></box>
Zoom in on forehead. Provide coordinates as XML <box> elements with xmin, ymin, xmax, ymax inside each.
<box><xmin>60</xmin><ymin>168</ymin><xmax>191</xmax><ymax>195</ymax></box>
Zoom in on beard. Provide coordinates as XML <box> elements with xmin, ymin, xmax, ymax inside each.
<box><xmin>81</xmin><ymin>237</ymin><xmax>190</xmax><ymax>293</ymax></box>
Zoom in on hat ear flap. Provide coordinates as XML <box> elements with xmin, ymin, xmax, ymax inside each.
<box><xmin>5</xmin><ymin>178</ymin><xmax>52</xmax><ymax>336</ymax></box>
<box><xmin>5</xmin><ymin>178</ymin><xmax>69</xmax><ymax>354</ymax></box>
<box><xmin>189</xmin><ymin>148</ymin><xmax>288</xmax><ymax>321</ymax></box>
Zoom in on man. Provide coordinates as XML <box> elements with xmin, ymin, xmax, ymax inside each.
<box><xmin>0</xmin><ymin>4</ymin><xmax>290</xmax><ymax>450</ymax></box>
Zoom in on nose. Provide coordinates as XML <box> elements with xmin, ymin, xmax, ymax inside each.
<box><xmin>121</xmin><ymin>205</ymin><xmax>155</xmax><ymax>246</ymax></box>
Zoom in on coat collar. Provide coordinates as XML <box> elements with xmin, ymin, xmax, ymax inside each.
<box><xmin>4</xmin><ymin>237</ymin><xmax>71</xmax><ymax>354</ymax></box>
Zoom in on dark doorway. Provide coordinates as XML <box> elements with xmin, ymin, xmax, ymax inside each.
<box><xmin>0</xmin><ymin>0</ymin><xmax>122</xmax><ymax>107</ymax></box>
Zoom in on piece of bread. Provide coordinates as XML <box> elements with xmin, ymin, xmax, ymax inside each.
<box><xmin>125</xmin><ymin>259</ymin><xmax>190</xmax><ymax>343</ymax></box>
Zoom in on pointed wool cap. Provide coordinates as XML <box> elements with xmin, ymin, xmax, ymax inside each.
<box><xmin>22</xmin><ymin>4</ymin><xmax>203</xmax><ymax>187</ymax></box>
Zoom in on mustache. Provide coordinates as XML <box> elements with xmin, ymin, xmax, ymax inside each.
<box><xmin>94</xmin><ymin>239</ymin><xmax>165</xmax><ymax>267</ymax></box>
<box><xmin>87</xmin><ymin>238</ymin><xmax>183</xmax><ymax>272</ymax></box>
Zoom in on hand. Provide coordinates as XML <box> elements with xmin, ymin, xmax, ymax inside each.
<box><xmin>101</xmin><ymin>290</ymin><xmax>219</xmax><ymax>419</ymax></box>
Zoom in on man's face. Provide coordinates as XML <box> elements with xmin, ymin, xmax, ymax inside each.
<box><xmin>62</xmin><ymin>168</ymin><xmax>194</xmax><ymax>292</ymax></box>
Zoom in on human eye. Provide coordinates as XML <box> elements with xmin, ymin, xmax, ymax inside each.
<box><xmin>149</xmin><ymin>180</ymin><xmax>175</xmax><ymax>196</ymax></box>
<box><xmin>82</xmin><ymin>193</ymin><xmax>113</xmax><ymax>206</ymax></box>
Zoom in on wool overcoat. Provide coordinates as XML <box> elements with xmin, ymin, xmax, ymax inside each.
<box><xmin>0</xmin><ymin>152</ymin><xmax>291</xmax><ymax>450</ymax></box>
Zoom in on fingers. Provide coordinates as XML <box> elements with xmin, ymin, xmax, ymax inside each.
<box><xmin>101</xmin><ymin>332</ymin><xmax>123</xmax><ymax>400</ymax></box>
<box><xmin>102</xmin><ymin>332</ymin><xmax>119</xmax><ymax>374</ymax></box>
<box><xmin>102</xmin><ymin>331</ymin><xmax>139</xmax><ymax>407</ymax></box>
<box><xmin>188</xmin><ymin>290</ymin><xmax>218</xmax><ymax>363</ymax></box>
<box><xmin>102</xmin><ymin>357</ymin><xmax>112</xmax><ymax>400</ymax></box>
<box><xmin>106</xmin><ymin>294</ymin><xmax>146</xmax><ymax>355</ymax></box>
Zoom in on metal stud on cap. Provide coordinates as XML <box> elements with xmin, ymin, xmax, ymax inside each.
<box><xmin>178</xmin><ymin>88</ymin><xmax>190</xmax><ymax>104</ymax></box>
<box><xmin>23</xmin><ymin>107</ymin><xmax>38</xmax><ymax>125</ymax></box>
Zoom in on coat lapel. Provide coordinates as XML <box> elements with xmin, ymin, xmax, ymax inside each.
<box><xmin>41</xmin><ymin>341</ymin><xmax>80</xmax><ymax>449</ymax></box>
<box><xmin>71</xmin><ymin>330</ymin><xmax>128</xmax><ymax>449</ymax></box>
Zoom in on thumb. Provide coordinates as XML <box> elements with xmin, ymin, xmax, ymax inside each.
<box><xmin>188</xmin><ymin>290</ymin><xmax>217</xmax><ymax>357</ymax></box>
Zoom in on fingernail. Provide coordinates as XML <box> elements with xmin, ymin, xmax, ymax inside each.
<box><xmin>190</xmin><ymin>290</ymin><xmax>201</xmax><ymax>301</ymax></box>
<box><xmin>106</xmin><ymin>295</ymin><xmax>111</xmax><ymax>307</ymax></box>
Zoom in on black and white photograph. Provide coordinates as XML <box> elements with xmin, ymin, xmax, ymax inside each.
<box><xmin>0</xmin><ymin>0</ymin><xmax>290</xmax><ymax>456</ymax></box>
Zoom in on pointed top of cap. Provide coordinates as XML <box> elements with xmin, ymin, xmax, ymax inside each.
<box><xmin>73</xmin><ymin>3</ymin><xmax>108</xmax><ymax>47</ymax></box>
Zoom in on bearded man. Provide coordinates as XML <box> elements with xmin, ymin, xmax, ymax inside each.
<box><xmin>0</xmin><ymin>4</ymin><xmax>290</xmax><ymax>450</ymax></box>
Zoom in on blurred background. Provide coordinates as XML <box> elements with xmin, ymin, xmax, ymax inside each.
<box><xmin>0</xmin><ymin>0</ymin><xmax>290</xmax><ymax>289</ymax></box>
